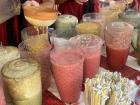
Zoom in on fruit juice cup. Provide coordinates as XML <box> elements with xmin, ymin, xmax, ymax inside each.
<box><xmin>0</xmin><ymin>78</ymin><xmax>6</xmax><ymax>105</ymax></box>
<box><xmin>55</xmin><ymin>14</ymin><xmax>78</xmax><ymax>38</ymax></box>
<box><xmin>82</xmin><ymin>13</ymin><xmax>106</xmax><ymax>38</ymax></box>
<box><xmin>50</xmin><ymin>48</ymin><xmax>84</xmax><ymax>104</ymax></box>
<box><xmin>70</xmin><ymin>35</ymin><xmax>104</xmax><ymax>79</ymax></box>
<box><xmin>105</xmin><ymin>22</ymin><xmax>134</xmax><ymax>70</ymax></box>
<box><xmin>99</xmin><ymin>4</ymin><xmax>120</xmax><ymax>24</ymax></box>
<box><xmin>1</xmin><ymin>58</ymin><xmax>42</xmax><ymax>105</ymax></box>
<box><xmin>110</xmin><ymin>0</ymin><xmax>126</xmax><ymax>14</ymax></box>
<box><xmin>76</xmin><ymin>22</ymin><xmax>101</xmax><ymax>36</ymax></box>
<box><xmin>18</xmin><ymin>40</ymin><xmax>52</xmax><ymax>91</ymax></box>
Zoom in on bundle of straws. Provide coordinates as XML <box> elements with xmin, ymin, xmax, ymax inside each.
<box><xmin>85</xmin><ymin>70</ymin><xmax>138</xmax><ymax>105</ymax></box>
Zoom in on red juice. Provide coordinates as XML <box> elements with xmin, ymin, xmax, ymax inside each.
<box><xmin>105</xmin><ymin>22</ymin><xmax>133</xmax><ymax>70</ymax></box>
<box><xmin>50</xmin><ymin>50</ymin><xmax>84</xmax><ymax>103</ymax></box>
<box><xmin>84</xmin><ymin>50</ymin><xmax>101</xmax><ymax>79</ymax></box>
<box><xmin>69</xmin><ymin>35</ymin><xmax>103</xmax><ymax>79</ymax></box>
<box><xmin>106</xmin><ymin>46</ymin><xmax>129</xmax><ymax>70</ymax></box>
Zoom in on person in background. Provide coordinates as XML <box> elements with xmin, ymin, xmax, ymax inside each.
<box><xmin>55</xmin><ymin>0</ymin><xmax>99</xmax><ymax>20</ymax></box>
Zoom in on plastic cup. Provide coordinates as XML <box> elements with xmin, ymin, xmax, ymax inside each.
<box><xmin>82</xmin><ymin>13</ymin><xmax>106</xmax><ymax>38</ymax></box>
<box><xmin>1</xmin><ymin>58</ymin><xmax>42</xmax><ymax>105</ymax></box>
<box><xmin>105</xmin><ymin>21</ymin><xmax>134</xmax><ymax>70</ymax></box>
<box><xmin>70</xmin><ymin>35</ymin><xmax>104</xmax><ymax>79</ymax></box>
<box><xmin>50</xmin><ymin>48</ymin><xmax>84</xmax><ymax>104</ymax></box>
<box><xmin>18</xmin><ymin>40</ymin><xmax>52</xmax><ymax>91</ymax></box>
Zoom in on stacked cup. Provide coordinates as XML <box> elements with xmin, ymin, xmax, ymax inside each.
<box><xmin>19</xmin><ymin>26</ymin><xmax>52</xmax><ymax>91</ymax></box>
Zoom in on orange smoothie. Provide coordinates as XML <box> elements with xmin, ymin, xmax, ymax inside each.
<box><xmin>50</xmin><ymin>50</ymin><xmax>84</xmax><ymax>103</ymax></box>
<box><xmin>106</xmin><ymin>46</ymin><xmax>129</xmax><ymax>70</ymax></box>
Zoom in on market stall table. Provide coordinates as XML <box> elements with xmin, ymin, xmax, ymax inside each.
<box><xmin>43</xmin><ymin>49</ymin><xmax>140</xmax><ymax>105</ymax></box>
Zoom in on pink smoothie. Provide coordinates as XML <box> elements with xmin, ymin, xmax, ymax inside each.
<box><xmin>50</xmin><ymin>50</ymin><xmax>84</xmax><ymax>103</ymax></box>
<box><xmin>84</xmin><ymin>50</ymin><xmax>101</xmax><ymax>79</ymax></box>
<box><xmin>106</xmin><ymin>46</ymin><xmax>129</xmax><ymax>70</ymax></box>
<box><xmin>0</xmin><ymin>79</ymin><xmax>6</xmax><ymax>105</ymax></box>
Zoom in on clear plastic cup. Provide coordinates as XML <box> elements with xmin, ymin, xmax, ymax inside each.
<box><xmin>105</xmin><ymin>21</ymin><xmax>134</xmax><ymax>70</ymax></box>
<box><xmin>82</xmin><ymin>13</ymin><xmax>106</xmax><ymax>38</ymax></box>
<box><xmin>18</xmin><ymin>40</ymin><xmax>52</xmax><ymax>91</ymax></box>
<box><xmin>50</xmin><ymin>48</ymin><xmax>84</xmax><ymax>104</ymax></box>
<box><xmin>1</xmin><ymin>58</ymin><xmax>42</xmax><ymax>105</ymax></box>
<box><xmin>70</xmin><ymin>35</ymin><xmax>104</xmax><ymax>79</ymax></box>
<box><xmin>75</xmin><ymin>22</ymin><xmax>101</xmax><ymax>36</ymax></box>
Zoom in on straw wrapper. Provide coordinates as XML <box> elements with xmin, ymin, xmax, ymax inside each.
<box><xmin>85</xmin><ymin>70</ymin><xmax>139</xmax><ymax>105</ymax></box>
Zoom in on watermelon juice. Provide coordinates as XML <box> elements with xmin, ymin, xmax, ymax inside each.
<box><xmin>70</xmin><ymin>35</ymin><xmax>103</xmax><ymax>79</ymax></box>
<box><xmin>105</xmin><ymin>22</ymin><xmax>133</xmax><ymax>71</ymax></box>
<box><xmin>84</xmin><ymin>49</ymin><xmax>101</xmax><ymax>79</ymax></box>
<box><xmin>106</xmin><ymin>46</ymin><xmax>129</xmax><ymax>70</ymax></box>
<box><xmin>50</xmin><ymin>49</ymin><xmax>84</xmax><ymax>103</ymax></box>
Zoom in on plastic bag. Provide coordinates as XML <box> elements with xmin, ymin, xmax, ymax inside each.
<box><xmin>0</xmin><ymin>0</ymin><xmax>21</xmax><ymax>24</ymax></box>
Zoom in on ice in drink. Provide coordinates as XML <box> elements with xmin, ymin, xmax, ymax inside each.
<box><xmin>19</xmin><ymin>33</ymin><xmax>52</xmax><ymax>91</ymax></box>
<box><xmin>1</xmin><ymin>58</ymin><xmax>42</xmax><ymax>105</ymax></box>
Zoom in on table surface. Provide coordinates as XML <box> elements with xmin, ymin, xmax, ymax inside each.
<box><xmin>6</xmin><ymin>48</ymin><xmax>140</xmax><ymax>105</ymax></box>
<box><xmin>43</xmin><ymin>48</ymin><xmax>140</xmax><ymax>105</ymax></box>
